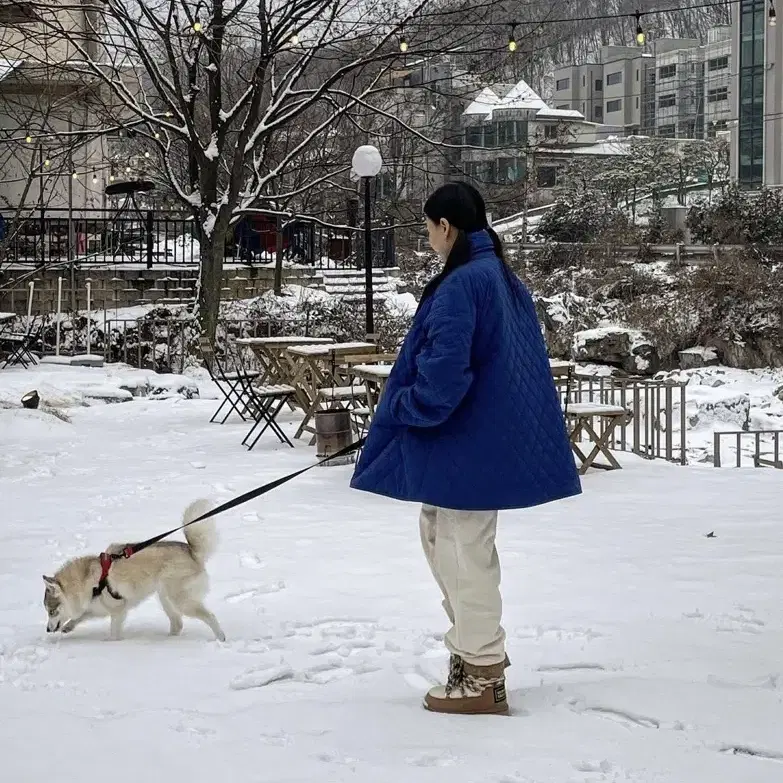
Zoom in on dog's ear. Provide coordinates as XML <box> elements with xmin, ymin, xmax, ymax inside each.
<box><xmin>43</xmin><ymin>575</ymin><xmax>59</xmax><ymax>589</ymax></box>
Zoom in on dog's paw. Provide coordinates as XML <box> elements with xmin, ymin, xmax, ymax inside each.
<box><xmin>61</xmin><ymin>620</ymin><xmax>76</xmax><ymax>634</ymax></box>
<box><xmin>215</xmin><ymin>631</ymin><xmax>227</xmax><ymax>642</ymax></box>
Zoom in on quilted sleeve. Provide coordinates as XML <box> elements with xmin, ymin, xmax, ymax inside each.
<box><xmin>380</xmin><ymin>274</ymin><xmax>477</xmax><ymax>428</ymax></box>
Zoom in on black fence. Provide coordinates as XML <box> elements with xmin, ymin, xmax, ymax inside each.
<box><xmin>0</xmin><ymin>208</ymin><xmax>396</xmax><ymax>269</ymax></box>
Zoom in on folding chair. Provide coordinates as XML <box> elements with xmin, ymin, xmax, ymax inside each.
<box><xmin>1</xmin><ymin>319</ymin><xmax>42</xmax><ymax>369</ymax></box>
<box><xmin>198</xmin><ymin>336</ymin><xmax>260</xmax><ymax>424</ymax></box>
<box><xmin>219</xmin><ymin>347</ymin><xmax>295</xmax><ymax>449</ymax></box>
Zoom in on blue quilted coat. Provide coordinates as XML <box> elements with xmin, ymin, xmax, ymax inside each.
<box><xmin>350</xmin><ymin>231</ymin><xmax>582</xmax><ymax>511</ymax></box>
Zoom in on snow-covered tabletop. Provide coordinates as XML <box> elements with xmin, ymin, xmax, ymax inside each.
<box><xmin>0</xmin><ymin>312</ymin><xmax>15</xmax><ymax>323</ymax></box>
<box><xmin>286</xmin><ymin>341</ymin><xmax>376</xmax><ymax>357</ymax></box>
<box><xmin>351</xmin><ymin>364</ymin><xmax>393</xmax><ymax>379</ymax></box>
<box><xmin>235</xmin><ymin>336</ymin><xmax>331</xmax><ymax>346</ymax></box>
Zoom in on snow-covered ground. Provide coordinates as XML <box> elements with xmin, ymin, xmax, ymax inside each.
<box><xmin>2</xmin><ymin>363</ymin><xmax>782</xmax><ymax>783</ymax></box>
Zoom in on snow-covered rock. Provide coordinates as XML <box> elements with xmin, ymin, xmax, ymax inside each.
<box><xmin>687</xmin><ymin>393</ymin><xmax>751</xmax><ymax>431</ymax></box>
<box><xmin>572</xmin><ymin>326</ymin><xmax>660</xmax><ymax>376</ymax></box>
<box><xmin>679</xmin><ymin>346</ymin><xmax>719</xmax><ymax>370</ymax></box>
<box><xmin>148</xmin><ymin>373</ymin><xmax>200</xmax><ymax>400</ymax></box>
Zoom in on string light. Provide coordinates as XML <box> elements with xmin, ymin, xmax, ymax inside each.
<box><xmin>399</xmin><ymin>35</ymin><xmax>408</xmax><ymax>53</ymax></box>
<box><xmin>109</xmin><ymin>174</ymin><xmax>115</xmax><ymax>182</ymax></box>
<box><xmin>508</xmin><ymin>23</ymin><xmax>518</xmax><ymax>52</ymax></box>
<box><xmin>92</xmin><ymin>174</ymin><xmax>98</xmax><ymax>184</ymax></box>
<box><xmin>44</xmin><ymin>159</ymin><xmax>51</xmax><ymax>167</ymax></box>
<box><xmin>635</xmin><ymin>11</ymin><xmax>646</xmax><ymax>45</ymax></box>
<box><xmin>154</xmin><ymin>132</ymin><xmax>160</xmax><ymax>139</ymax></box>
<box><xmin>290</xmin><ymin>33</ymin><xmax>299</xmax><ymax>45</ymax></box>
<box><xmin>193</xmin><ymin>21</ymin><xmax>202</xmax><ymax>32</ymax></box>
<box><xmin>771</xmin><ymin>1</ymin><xmax>777</xmax><ymax>26</ymax></box>
<box><xmin>165</xmin><ymin>111</ymin><xmax>173</xmax><ymax>118</ymax></box>
<box><xmin>72</xmin><ymin>172</ymin><xmax>78</xmax><ymax>179</ymax></box>
<box><xmin>25</xmin><ymin>134</ymin><xmax>32</xmax><ymax>143</ymax></box>
<box><xmin>144</xmin><ymin>151</ymin><xmax>150</xmax><ymax>158</ymax></box>
<box><xmin>125</xmin><ymin>166</ymin><xmax>131</xmax><ymax>173</ymax></box>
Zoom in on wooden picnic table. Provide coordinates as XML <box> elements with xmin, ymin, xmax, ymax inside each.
<box><xmin>550</xmin><ymin>359</ymin><xmax>574</xmax><ymax>377</ymax></box>
<box><xmin>0</xmin><ymin>312</ymin><xmax>16</xmax><ymax>325</ymax></box>
<box><xmin>235</xmin><ymin>336</ymin><xmax>331</xmax><ymax>388</ymax></box>
<box><xmin>349</xmin><ymin>363</ymin><xmax>394</xmax><ymax>415</ymax></box>
<box><xmin>285</xmin><ymin>341</ymin><xmax>377</xmax><ymax>439</ymax></box>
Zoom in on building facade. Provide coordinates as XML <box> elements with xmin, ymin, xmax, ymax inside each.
<box><xmin>552</xmin><ymin>28</ymin><xmax>732</xmax><ymax>142</ymax></box>
<box><xmin>731</xmin><ymin>0</ymin><xmax>770</xmax><ymax>188</ymax></box>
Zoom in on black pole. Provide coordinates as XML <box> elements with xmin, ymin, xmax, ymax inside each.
<box><xmin>363</xmin><ymin>176</ymin><xmax>374</xmax><ymax>338</ymax></box>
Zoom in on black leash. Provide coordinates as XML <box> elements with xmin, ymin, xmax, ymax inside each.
<box><xmin>104</xmin><ymin>437</ymin><xmax>366</xmax><ymax>570</ymax></box>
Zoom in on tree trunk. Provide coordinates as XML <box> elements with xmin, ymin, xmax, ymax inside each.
<box><xmin>197</xmin><ymin>237</ymin><xmax>225</xmax><ymax>342</ymax></box>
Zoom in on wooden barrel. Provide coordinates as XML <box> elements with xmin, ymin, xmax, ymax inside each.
<box><xmin>315</xmin><ymin>408</ymin><xmax>355</xmax><ymax>466</ymax></box>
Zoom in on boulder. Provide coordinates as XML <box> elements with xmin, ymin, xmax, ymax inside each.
<box><xmin>679</xmin><ymin>346</ymin><xmax>719</xmax><ymax>371</ymax></box>
<box><xmin>572</xmin><ymin>327</ymin><xmax>660</xmax><ymax>376</ymax></box>
<box><xmin>774</xmin><ymin>384</ymin><xmax>783</xmax><ymax>403</ymax></box>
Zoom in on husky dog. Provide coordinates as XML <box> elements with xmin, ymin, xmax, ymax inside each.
<box><xmin>43</xmin><ymin>499</ymin><xmax>225</xmax><ymax>641</ymax></box>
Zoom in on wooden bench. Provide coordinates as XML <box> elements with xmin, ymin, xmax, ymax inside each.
<box><xmin>565</xmin><ymin>402</ymin><xmax>631</xmax><ymax>475</ymax></box>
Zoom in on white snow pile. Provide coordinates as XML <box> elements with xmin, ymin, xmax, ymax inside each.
<box><xmin>1</xmin><ymin>362</ymin><xmax>782</xmax><ymax>782</ymax></box>
<box><xmin>0</xmin><ymin>363</ymin><xmax>205</xmax><ymax>411</ymax></box>
<box><xmin>657</xmin><ymin>365</ymin><xmax>783</xmax><ymax>464</ymax></box>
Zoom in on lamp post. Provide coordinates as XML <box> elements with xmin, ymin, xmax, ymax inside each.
<box><xmin>351</xmin><ymin>144</ymin><xmax>383</xmax><ymax>339</ymax></box>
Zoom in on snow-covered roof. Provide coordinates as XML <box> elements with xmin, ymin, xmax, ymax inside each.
<box><xmin>535</xmin><ymin>107</ymin><xmax>585</xmax><ymax>121</ymax></box>
<box><xmin>0</xmin><ymin>59</ymin><xmax>22</xmax><ymax>82</ymax></box>
<box><xmin>463</xmin><ymin>79</ymin><xmax>547</xmax><ymax>120</ymax></box>
<box><xmin>541</xmin><ymin>140</ymin><xmax>632</xmax><ymax>157</ymax></box>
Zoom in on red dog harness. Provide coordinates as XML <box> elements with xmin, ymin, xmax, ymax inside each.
<box><xmin>92</xmin><ymin>551</ymin><xmax>130</xmax><ymax>600</ymax></box>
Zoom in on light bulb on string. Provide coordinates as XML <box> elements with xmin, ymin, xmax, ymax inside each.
<box><xmin>290</xmin><ymin>33</ymin><xmax>299</xmax><ymax>45</ymax></box>
<box><xmin>109</xmin><ymin>174</ymin><xmax>115</xmax><ymax>182</ymax></box>
<box><xmin>155</xmin><ymin>132</ymin><xmax>160</xmax><ymax>139</ymax></box>
<box><xmin>25</xmin><ymin>134</ymin><xmax>32</xmax><ymax>143</ymax></box>
<box><xmin>771</xmin><ymin>1</ymin><xmax>777</xmax><ymax>26</ymax></box>
<box><xmin>72</xmin><ymin>172</ymin><xmax>78</xmax><ymax>179</ymax></box>
<box><xmin>635</xmin><ymin>11</ymin><xmax>645</xmax><ymax>45</ymax></box>
<box><xmin>193</xmin><ymin>21</ymin><xmax>202</xmax><ymax>32</ymax></box>
<box><xmin>125</xmin><ymin>166</ymin><xmax>131</xmax><ymax>173</ymax></box>
<box><xmin>44</xmin><ymin>159</ymin><xmax>51</xmax><ymax>168</ymax></box>
<box><xmin>508</xmin><ymin>23</ymin><xmax>518</xmax><ymax>52</ymax></box>
<box><xmin>92</xmin><ymin>174</ymin><xmax>98</xmax><ymax>184</ymax></box>
<box><xmin>144</xmin><ymin>151</ymin><xmax>150</xmax><ymax>158</ymax></box>
<box><xmin>399</xmin><ymin>35</ymin><xmax>408</xmax><ymax>53</ymax></box>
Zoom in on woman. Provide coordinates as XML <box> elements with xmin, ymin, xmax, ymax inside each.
<box><xmin>351</xmin><ymin>182</ymin><xmax>581</xmax><ymax>715</ymax></box>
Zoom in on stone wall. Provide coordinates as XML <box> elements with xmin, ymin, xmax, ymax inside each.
<box><xmin>0</xmin><ymin>264</ymin><xmax>323</xmax><ymax>315</ymax></box>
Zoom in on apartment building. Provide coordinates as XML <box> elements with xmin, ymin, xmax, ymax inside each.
<box><xmin>552</xmin><ymin>28</ymin><xmax>732</xmax><ymax>141</ymax></box>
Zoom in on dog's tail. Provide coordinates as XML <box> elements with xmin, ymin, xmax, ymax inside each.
<box><xmin>182</xmin><ymin>499</ymin><xmax>219</xmax><ymax>564</ymax></box>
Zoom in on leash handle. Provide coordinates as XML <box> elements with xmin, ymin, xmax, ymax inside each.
<box><xmin>121</xmin><ymin>437</ymin><xmax>366</xmax><ymax>559</ymax></box>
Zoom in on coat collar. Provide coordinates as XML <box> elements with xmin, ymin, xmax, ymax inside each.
<box><xmin>467</xmin><ymin>229</ymin><xmax>493</xmax><ymax>255</ymax></box>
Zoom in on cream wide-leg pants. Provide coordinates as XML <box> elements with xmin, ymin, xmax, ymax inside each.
<box><xmin>419</xmin><ymin>504</ymin><xmax>506</xmax><ymax>667</ymax></box>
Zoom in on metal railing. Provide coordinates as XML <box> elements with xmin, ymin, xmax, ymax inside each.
<box><xmin>713</xmin><ymin>430</ymin><xmax>783</xmax><ymax>469</ymax></box>
<box><xmin>101</xmin><ymin>316</ymin><xmax>293</xmax><ymax>372</ymax></box>
<box><xmin>556</xmin><ymin>372</ymin><xmax>688</xmax><ymax>464</ymax></box>
<box><xmin>0</xmin><ymin>208</ymin><xmax>396</xmax><ymax>268</ymax></box>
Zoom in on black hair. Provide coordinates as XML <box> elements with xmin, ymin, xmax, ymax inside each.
<box><xmin>418</xmin><ymin>181</ymin><xmax>518</xmax><ymax>309</ymax></box>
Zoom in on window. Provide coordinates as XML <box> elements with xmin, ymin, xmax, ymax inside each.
<box><xmin>498</xmin><ymin>158</ymin><xmax>523</xmax><ymax>183</ymax></box>
<box><xmin>537</xmin><ymin>167</ymin><xmax>557</xmax><ymax>188</ymax></box>
<box><xmin>658</xmin><ymin>93</ymin><xmax>676</xmax><ymax>109</ymax></box>
<box><xmin>0</xmin><ymin>1</ymin><xmax>38</xmax><ymax>23</ymax></box>
<box><xmin>659</xmin><ymin>64</ymin><xmax>677</xmax><ymax>80</ymax></box>
<box><xmin>556</xmin><ymin>78</ymin><xmax>570</xmax><ymax>91</ymax></box>
<box><xmin>595</xmin><ymin>79</ymin><xmax>603</xmax><ymax>91</ymax></box>
<box><xmin>636</xmin><ymin>69</ymin><xmax>640</xmax><ymax>82</ymax></box>
<box><xmin>658</xmin><ymin>124</ymin><xmax>676</xmax><ymax>138</ymax></box>
<box><xmin>465</xmin><ymin>126</ymin><xmax>482</xmax><ymax>147</ymax></box>
<box><xmin>483</xmin><ymin>122</ymin><xmax>496</xmax><ymax>147</ymax></box>
<box><xmin>594</xmin><ymin>105</ymin><xmax>603</xmax><ymax>121</ymax></box>
<box><xmin>708</xmin><ymin>120</ymin><xmax>729</xmax><ymax>137</ymax></box>
<box><xmin>496</xmin><ymin>120</ymin><xmax>514</xmax><ymax>146</ymax></box>
<box><xmin>606</xmin><ymin>71</ymin><xmax>622</xmax><ymax>86</ymax></box>
<box><xmin>582</xmin><ymin>75</ymin><xmax>586</xmax><ymax>87</ymax></box>
<box><xmin>739</xmin><ymin>0</ymin><xmax>765</xmax><ymax>187</ymax></box>
<box><xmin>556</xmin><ymin>104</ymin><xmax>570</xmax><ymax>110</ymax></box>
<box><xmin>606</xmin><ymin>99</ymin><xmax>622</xmax><ymax>113</ymax></box>
<box><xmin>543</xmin><ymin>124</ymin><xmax>558</xmax><ymax>139</ymax></box>
<box><xmin>636</xmin><ymin>96</ymin><xmax>639</xmax><ymax>109</ymax></box>
<box><xmin>708</xmin><ymin>86</ymin><xmax>729</xmax><ymax>103</ymax></box>
<box><xmin>708</xmin><ymin>55</ymin><xmax>729</xmax><ymax>71</ymax></box>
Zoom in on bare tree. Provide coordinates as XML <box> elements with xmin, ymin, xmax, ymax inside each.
<box><xmin>28</xmin><ymin>0</ymin><xmax>517</xmax><ymax>338</ymax></box>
